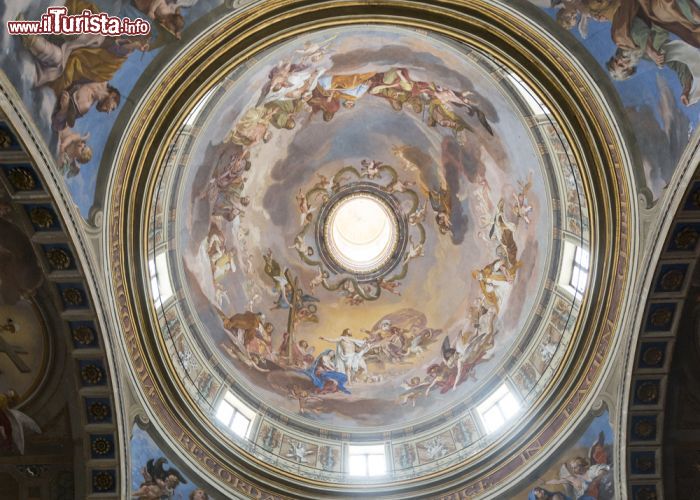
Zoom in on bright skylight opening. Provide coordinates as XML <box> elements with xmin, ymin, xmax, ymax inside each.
<box><xmin>216</xmin><ymin>391</ymin><xmax>255</xmax><ymax>439</ymax></box>
<box><xmin>326</xmin><ymin>193</ymin><xmax>398</xmax><ymax>274</ymax></box>
<box><xmin>184</xmin><ymin>87</ymin><xmax>216</xmax><ymax>126</ymax></box>
<box><xmin>149</xmin><ymin>252</ymin><xmax>174</xmax><ymax>305</ymax></box>
<box><xmin>215</xmin><ymin>398</ymin><xmax>234</xmax><ymax>423</ymax></box>
<box><xmin>477</xmin><ymin>384</ymin><xmax>521</xmax><ymax>434</ymax></box>
<box><xmin>505</xmin><ymin>71</ymin><xmax>551</xmax><ymax>115</ymax></box>
<box><xmin>231</xmin><ymin>412</ymin><xmax>251</xmax><ymax>438</ymax></box>
<box><xmin>348</xmin><ymin>444</ymin><xmax>386</xmax><ymax>477</ymax></box>
<box><xmin>569</xmin><ymin>246</ymin><xmax>590</xmax><ymax>298</ymax></box>
<box><xmin>150</xmin><ymin>275</ymin><xmax>159</xmax><ymax>301</ymax></box>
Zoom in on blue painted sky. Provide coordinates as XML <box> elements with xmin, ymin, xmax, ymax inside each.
<box><xmin>5</xmin><ymin>0</ymin><xmax>223</xmax><ymax>218</ymax></box>
<box><xmin>543</xmin><ymin>7</ymin><xmax>699</xmax><ymax>127</ymax></box>
<box><xmin>66</xmin><ymin>1</ymin><xmax>219</xmax><ymax>217</ymax></box>
<box><xmin>577</xmin><ymin>409</ymin><xmax>613</xmax><ymax>449</ymax></box>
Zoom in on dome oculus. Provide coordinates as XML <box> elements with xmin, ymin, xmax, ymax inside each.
<box><xmin>324</xmin><ymin>193</ymin><xmax>399</xmax><ymax>274</ymax></box>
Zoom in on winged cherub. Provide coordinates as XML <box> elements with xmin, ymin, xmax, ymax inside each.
<box><xmin>296</xmin><ymin>190</ymin><xmax>316</xmax><ymax>227</ymax></box>
<box><xmin>512</xmin><ymin>171</ymin><xmax>534</xmax><ymax>224</ymax></box>
<box><xmin>132</xmin><ymin>458</ymin><xmax>188</xmax><ymax>499</ymax></box>
<box><xmin>408</xmin><ymin>200</ymin><xmax>427</xmax><ymax>226</ymax></box>
<box><xmin>403</xmin><ymin>236</ymin><xmax>425</xmax><ymax>264</ymax></box>
<box><xmin>360</xmin><ymin>159</ymin><xmax>382</xmax><ymax>179</ymax></box>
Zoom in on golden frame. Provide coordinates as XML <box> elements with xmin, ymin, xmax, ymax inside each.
<box><xmin>107</xmin><ymin>1</ymin><xmax>632</xmax><ymax>497</ymax></box>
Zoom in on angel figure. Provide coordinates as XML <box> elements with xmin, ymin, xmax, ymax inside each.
<box><xmin>552</xmin><ymin>0</ymin><xmax>619</xmax><ymax>38</ymax></box>
<box><xmin>399</xmin><ymin>376</ymin><xmax>431</xmax><ymax>407</ymax></box>
<box><xmin>189</xmin><ymin>490</ymin><xmax>210</xmax><ymax>500</ymax></box>
<box><xmin>360</xmin><ymin>159</ymin><xmax>382</xmax><ymax>179</ymax></box>
<box><xmin>132</xmin><ymin>458</ymin><xmax>188</xmax><ymax>499</ymax></box>
<box><xmin>468</xmin><ymin>297</ymin><xmax>497</xmax><ymax>338</ymax></box>
<box><xmin>422</xmin><ymin>365</ymin><xmax>447</xmax><ymax>397</ymax></box>
<box><xmin>296</xmin><ymin>190</ymin><xmax>315</xmax><ymax>227</ymax></box>
<box><xmin>289</xmin><ymin>234</ymin><xmax>312</xmax><ymax>257</ymax></box>
<box><xmin>553</xmin><ymin>1</ymin><xmax>585</xmax><ymax>36</ymax></box>
<box><xmin>426</xmin><ymin>331</ymin><xmax>494</xmax><ymax>395</ymax></box>
<box><xmin>207</xmin><ymin>224</ymin><xmax>236</xmax><ymax>280</ymax></box>
<box><xmin>407</xmin><ymin>328</ymin><xmax>440</xmax><ymax>355</ymax></box>
<box><xmin>309</xmin><ymin>269</ymin><xmax>328</xmax><ymax>291</ymax></box>
<box><xmin>344</xmin><ymin>293</ymin><xmax>364</xmax><ymax>306</ymax></box>
<box><xmin>57</xmin><ymin>128</ymin><xmax>91</xmax><ymax>177</ymax></box>
<box><xmin>340</xmin><ymin>281</ymin><xmax>364</xmax><ymax>306</ymax></box>
<box><xmin>292</xmin><ymin>339</ymin><xmax>316</xmax><ymax>368</ymax></box>
<box><xmin>385</xmin><ymin>178</ymin><xmax>416</xmax><ymax>194</ymax></box>
<box><xmin>544</xmin><ymin>431</ymin><xmax>613</xmax><ymax>499</ymax></box>
<box><xmin>432</xmin><ymin>86</ymin><xmax>494</xmax><ymax>135</ymax></box>
<box><xmin>450</xmin><ymin>328</ymin><xmax>495</xmax><ymax>391</ymax></box>
<box><xmin>294</xmin><ymin>36</ymin><xmax>336</xmax><ymax>62</ymax></box>
<box><xmin>287</xmin><ymin>385</ymin><xmax>323</xmax><ymax>415</ymax></box>
<box><xmin>392</xmin><ymin>144</ymin><xmax>432</xmax><ymax>173</ymax></box>
<box><xmin>0</xmin><ymin>390</ymin><xmax>40</xmax><ymax>455</ymax></box>
<box><xmin>217</xmin><ymin>310</ymin><xmax>272</xmax><ymax>372</ymax></box>
<box><xmin>313</xmin><ymin>173</ymin><xmax>332</xmax><ymax>193</ymax></box>
<box><xmin>214</xmin><ymin>283</ymin><xmax>230</xmax><ymax>307</ymax></box>
<box><xmin>428</xmin><ymin>187</ymin><xmax>453</xmax><ymax>235</ymax></box>
<box><xmin>259</xmin><ymin>62</ymin><xmax>324</xmax><ymax>104</ymax></box>
<box><xmin>132</xmin><ymin>0</ymin><xmax>192</xmax><ymax>39</ymax></box>
<box><xmin>225</xmin><ymin>105</ymin><xmax>274</xmax><ymax>147</ymax></box>
<box><xmin>488</xmin><ymin>199</ymin><xmax>519</xmax><ymax>269</ymax></box>
<box><xmin>262</xmin><ymin>250</ymin><xmax>294</xmax><ymax>309</ymax></box>
<box><xmin>408</xmin><ymin>200</ymin><xmax>427</xmax><ymax>226</ymax></box>
<box><xmin>403</xmin><ymin>236</ymin><xmax>425</xmax><ymax>264</ymax></box>
<box><xmin>512</xmin><ymin>171</ymin><xmax>534</xmax><ymax>224</ymax></box>
<box><xmin>262</xmin><ymin>249</ymin><xmax>284</xmax><ymax>284</ymax></box>
<box><xmin>295</xmin><ymin>304</ymin><xmax>320</xmax><ymax>324</ymax></box>
<box><xmin>242</xmin><ymin>250</ymin><xmax>255</xmax><ymax>276</ymax></box>
<box><xmin>378</xmin><ymin>278</ymin><xmax>401</xmax><ymax>296</ymax></box>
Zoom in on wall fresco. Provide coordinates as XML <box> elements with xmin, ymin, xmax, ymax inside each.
<box><xmin>510</xmin><ymin>409</ymin><xmax>615</xmax><ymax>500</ymax></box>
<box><xmin>1</xmin><ymin>0</ymin><xmax>225</xmax><ymax>219</ymax></box>
<box><xmin>131</xmin><ymin>424</ymin><xmax>213</xmax><ymax>499</ymax></box>
<box><xmin>530</xmin><ymin>0</ymin><xmax>700</xmax><ymax>200</ymax></box>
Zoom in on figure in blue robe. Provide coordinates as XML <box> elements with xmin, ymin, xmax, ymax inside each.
<box><xmin>302</xmin><ymin>349</ymin><xmax>350</xmax><ymax>394</ymax></box>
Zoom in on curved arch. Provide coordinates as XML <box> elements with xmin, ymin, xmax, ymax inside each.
<box><xmin>0</xmin><ymin>73</ymin><xmax>127</xmax><ymax>497</ymax></box>
<box><xmin>621</xmin><ymin>130</ymin><xmax>700</xmax><ymax>498</ymax></box>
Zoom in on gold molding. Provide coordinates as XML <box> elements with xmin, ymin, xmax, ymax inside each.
<box><xmin>107</xmin><ymin>1</ymin><xmax>631</xmax><ymax>497</ymax></box>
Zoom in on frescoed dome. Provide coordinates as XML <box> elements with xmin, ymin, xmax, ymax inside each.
<box><xmin>9</xmin><ymin>0</ymin><xmax>700</xmax><ymax>497</ymax></box>
<box><xmin>109</xmin><ymin>2</ymin><xmax>631</xmax><ymax>496</ymax></box>
<box><xmin>141</xmin><ymin>22</ymin><xmax>594</xmax><ymax>481</ymax></box>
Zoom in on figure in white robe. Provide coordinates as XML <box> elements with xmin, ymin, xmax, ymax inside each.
<box><xmin>320</xmin><ymin>329</ymin><xmax>366</xmax><ymax>381</ymax></box>
<box><xmin>261</xmin><ymin>65</ymin><xmax>325</xmax><ymax>103</ymax></box>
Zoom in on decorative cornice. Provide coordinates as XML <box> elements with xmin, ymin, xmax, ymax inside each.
<box><xmin>105</xmin><ymin>0</ymin><xmax>635</xmax><ymax>497</ymax></box>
